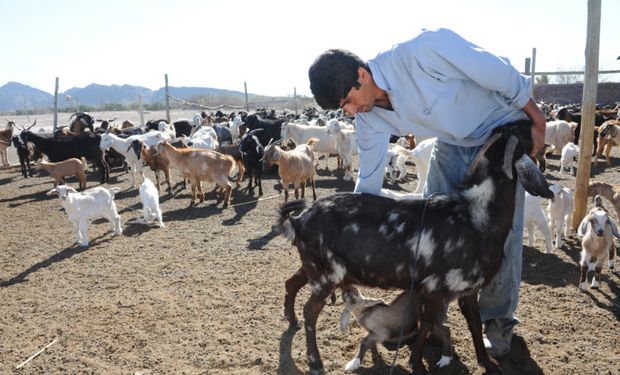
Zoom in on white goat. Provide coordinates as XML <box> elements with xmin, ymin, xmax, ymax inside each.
<box><xmin>545</xmin><ymin>120</ymin><xmax>576</xmax><ymax>154</ymax></box>
<box><xmin>560</xmin><ymin>142</ymin><xmax>579</xmax><ymax>174</ymax></box>
<box><xmin>326</xmin><ymin>119</ymin><xmax>357</xmax><ymax>181</ymax></box>
<box><xmin>185</xmin><ymin>125</ymin><xmax>219</xmax><ymax>150</ymax></box>
<box><xmin>524</xmin><ymin>192</ymin><xmax>553</xmax><ymax>253</ymax></box>
<box><xmin>230</xmin><ymin>114</ymin><xmax>243</xmax><ymax>144</ymax></box>
<box><xmin>99</xmin><ymin>131</ymin><xmax>170</xmax><ymax>188</ymax></box>
<box><xmin>137</xmin><ymin>177</ymin><xmax>164</xmax><ymax>228</ymax></box>
<box><xmin>46</xmin><ymin>185</ymin><xmax>122</xmax><ymax>247</ymax></box>
<box><xmin>410</xmin><ymin>138</ymin><xmax>436</xmax><ymax>194</ymax></box>
<box><xmin>157</xmin><ymin>121</ymin><xmax>176</xmax><ymax>139</ymax></box>
<box><xmin>577</xmin><ymin>202</ymin><xmax>620</xmax><ymax>290</ymax></box>
<box><xmin>547</xmin><ymin>184</ymin><xmax>574</xmax><ymax>249</ymax></box>
<box><xmin>281</xmin><ymin>122</ymin><xmax>337</xmax><ymax>170</ymax></box>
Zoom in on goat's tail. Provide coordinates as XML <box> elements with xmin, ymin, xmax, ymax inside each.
<box><xmin>278</xmin><ymin>199</ymin><xmax>309</xmax><ymax>242</ymax></box>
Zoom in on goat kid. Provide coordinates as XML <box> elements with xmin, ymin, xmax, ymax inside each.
<box><xmin>524</xmin><ymin>192</ymin><xmax>553</xmax><ymax>253</ymax></box>
<box><xmin>278</xmin><ymin>122</ymin><xmax>553</xmax><ymax>375</ymax></box>
<box><xmin>548</xmin><ymin>184</ymin><xmax>574</xmax><ymax>249</ymax></box>
<box><xmin>137</xmin><ymin>177</ymin><xmax>165</xmax><ymax>228</ymax></box>
<box><xmin>339</xmin><ymin>286</ymin><xmax>453</xmax><ymax>372</ymax></box>
<box><xmin>577</xmin><ymin>202</ymin><xmax>620</xmax><ymax>290</ymax></box>
<box><xmin>47</xmin><ymin>185</ymin><xmax>122</xmax><ymax>247</ymax></box>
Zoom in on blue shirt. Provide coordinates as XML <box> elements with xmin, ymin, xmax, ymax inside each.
<box><xmin>354</xmin><ymin>28</ymin><xmax>532</xmax><ymax>194</ymax></box>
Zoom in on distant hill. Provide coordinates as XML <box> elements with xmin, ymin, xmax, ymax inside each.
<box><xmin>0</xmin><ymin>82</ymin><xmax>251</xmax><ymax>113</ymax></box>
<box><xmin>0</xmin><ymin>82</ymin><xmax>54</xmax><ymax>112</ymax></box>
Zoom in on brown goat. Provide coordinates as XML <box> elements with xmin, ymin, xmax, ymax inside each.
<box><xmin>588</xmin><ymin>180</ymin><xmax>620</xmax><ymax>220</ymax></box>
<box><xmin>595</xmin><ymin>120</ymin><xmax>620</xmax><ymax>166</ymax></box>
<box><xmin>264</xmin><ymin>138</ymin><xmax>318</xmax><ymax>202</ymax></box>
<box><xmin>131</xmin><ymin>140</ymin><xmax>173</xmax><ymax>194</ymax></box>
<box><xmin>155</xmin><ymin>141</ymin><xmax>236</xmax><ymax>207</ymax></box>
<box><xmin>37</xmin><ymin>158</ymin><xmax>87</xmax><ymax>190</ymax></box>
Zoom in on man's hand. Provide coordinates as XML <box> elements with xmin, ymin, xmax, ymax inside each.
<box><xmin>522</xmin><ymin>99</ymin><xmax>547</xmax><ymax>157</ymax></box>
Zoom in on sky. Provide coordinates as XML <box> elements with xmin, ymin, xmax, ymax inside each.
<box><xmin>1</xmin><ymin>0</ymin><xmax>619</xmax><ymax>98</ymax></box>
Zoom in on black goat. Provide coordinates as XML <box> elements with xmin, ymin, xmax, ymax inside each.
<box><xmin>239</xmin><ymin>129</ymin><xmax>265</xmax><ymax>196</ymax></box>
<box><xmin>277</xmin><ymin>121</ymin><xmax>553</xmax><ymax>375</ymax></box>
<box><xmin>20</xmin><ymin>131</ymin><xmax>109</xmax><ymax>183</ymax></box>
<box><xmin>243</xmin><ymin>114</ymin><xmax>284</xmax><ymax>146</ymax></box>
<box><xmin>10</xmin><ymin>136</ymin><xmax>34</xmax><ymax>177</ymax></box>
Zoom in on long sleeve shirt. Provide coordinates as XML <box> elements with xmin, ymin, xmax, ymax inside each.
<box><xmin>354</xmin><ymin>28</ymin><xmax>532</xmax><ymax>194</ymax></box>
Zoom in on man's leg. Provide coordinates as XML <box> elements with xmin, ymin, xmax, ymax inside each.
<box><xmin>478</xmin><ymin>182</ymin><xmax>525</xmax><ymax>357</ymax></box>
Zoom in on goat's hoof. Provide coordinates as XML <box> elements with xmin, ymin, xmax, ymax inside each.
<box><xmin>308</xmin><ymin>366</ymin><xmax>325</xmax><ymax>375</ymax></box>
<box><xmin>578</xmin><ymin>282</ymin><xmax>588</xmax><ymax>291</ymax></box>
<box><xmin>344</xmin><ymin>358</ymin><xmax>361</xmax><ymax>372</ymax></box>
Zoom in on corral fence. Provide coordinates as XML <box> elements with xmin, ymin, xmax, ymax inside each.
<box><xmin>51</xmin><ymin>74</ymin><xmax>316</xmax><ymax>131</ymax></box>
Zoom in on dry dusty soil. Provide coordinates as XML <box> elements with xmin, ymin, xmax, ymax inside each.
<box><xmin>0</xmin><ymin>118</ymin><xmax>619</xmax><ymax>375</ymax></box>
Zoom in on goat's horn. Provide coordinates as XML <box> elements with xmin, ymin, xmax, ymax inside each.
<box><xmin>502</xmin><ymin>135</ymin><xmax>519</xmax><ymax>179</ymax></box>
<box><xmin>26</xmin><ymin>119</ymin><xmax>37</xmax><ymax>130</ymax></box>
<box><xmin>465</xmin><ymin>133</ymin><xmax>502</xmax><ymax>176</ymax></box>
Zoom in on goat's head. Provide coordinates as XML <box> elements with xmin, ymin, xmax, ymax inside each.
<box><xmin>99</xmin><ymin>133</ymin><xmax>114</xmax><ymax>151</ymax></box>
<box><xmin>578</xmin><ymin>205</ymin><xmax>620</xmax><ymax>238</ymax></box>
<box><xmin>464</xmin><ymin>121</ymin><xmax>553</xmax><ymax>199</ymax></box>
<box><xmin>46</xmin><ymin>185</ymin><xmax>78</xmax><ymax>201</ymax></box>
<box><xmin>128</xmin><ymin>139</ymin><xmax>143</xmax><ymax>159</ymax></box>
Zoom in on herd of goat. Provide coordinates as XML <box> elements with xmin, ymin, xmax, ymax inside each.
<box><xmin>1</xmin><ymin>102</ymin><xmax>620</xmax><ymax>374</ymax></box>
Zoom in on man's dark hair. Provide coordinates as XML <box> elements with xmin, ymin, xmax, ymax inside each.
<box><xmin>308</xmin><ymin>49</ymin><xmax>369</xmax><ymax>109</ymax></box>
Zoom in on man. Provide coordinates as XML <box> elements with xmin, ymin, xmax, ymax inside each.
<box><xmin>308</xmin><ymin>28</ymin><xmax>546</xmax><ymax>357</ymax></box>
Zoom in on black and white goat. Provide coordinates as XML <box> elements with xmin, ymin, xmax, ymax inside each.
<box><xmin>278</xmin><ymin>122</ymin><xmax>553</xmax><ymax>375</ymax></box>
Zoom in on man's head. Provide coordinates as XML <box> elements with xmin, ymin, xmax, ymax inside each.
<box><xmin>309</xmin><ymin>49</ymin><xmax>369</xmax><ymax>110</ymax></box>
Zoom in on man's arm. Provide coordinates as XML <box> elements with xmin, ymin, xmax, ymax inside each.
<box><xmin>522</xmin><ymin>98</ymin><xmax>547</xmax><ymax>157</ymax></box>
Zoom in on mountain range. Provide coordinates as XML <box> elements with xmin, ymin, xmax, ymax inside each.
<box><xmin>0</xmin><ymin>81</ymin><xmax>250</xmax><ymax>112</ymax></box>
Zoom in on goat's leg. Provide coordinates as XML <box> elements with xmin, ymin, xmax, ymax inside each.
<box><xmin>300</xmin><ymin>181</ymin><xmax>306</xmax><ymax>198</ymax></box>
<box><xmin>197</xmin><ymin>180</ymin><xmax>205</xmax><ymax>203</ymax></box>
<box><xmin>310</xmin><ymin>178</ymin><xmax>317</xmax><ymax>201</ymax></box>
<box><xmin>457</xmin><ymin>295</ymin><xmax>501</xmax><ymax>375</ymax></box>
<box><xmin>236</xmin><ymin>161</ymin><xmax>245</xmax><ymax>188</ymax></box>
<box><xmin>579</xmin><ymin>263</ymin><xmax>589</xmax><ymax>290</ymax></box>
<box><xmin>592</xmin><ymin>265</ymin><xmax>602</xmax><ymax>289</ymax></box>
<box><xmin>189</xmin><ymin>179</ymin><xmax>197</xmax><ymax>206</ymax></box>
<box><xmin>284</xmin><ymin>184</ymin><xmax>289</xmax><ymax>202</ymax></box>
<box><xmin>155</xmin><ymin>171</ymin><xmax>161</xmax><ymax>192</ymax></box>
<box><xmin>605</xmin><ymin>143</ymin><xmax>612</xmax><ymax>166</ymax></box>
<box><xmin>294</xmin><ymin>186</ymin><xmax>300</xmax><ymax>200</ymax></box>
<box><xmin>247</xmin><ymin>171</ymin><xmax>254</xmax><ymax>193</ymax></box>
<box><xmin>345</xmin><ymin>333</ymin><xmax>379</xmax><ymax>372</ymax></box>
<box><xmin>78</xmin><ymin>219</ymin><xmax>89</xmax><ymax>247</ymax></box>
<box><xmin>73</xmin><ymin>221</ymin><xmax>82</xmax><ymax>245</ymax></box>
<box><xmin>223</xmin><ymin>184</ymin><xmax>232</xmax><ymax>208</ymax></box>
<box><xmin>284</xmin><ymin>267</ymin><xmax>308</xmax><ymax>328</ymax></box>
<box><xmin>432</xmin><ymin>323</ymin><xmax>454</xmax><ymax>368</ymax></box>
<box><xmin>609</xmin><ymin>243</ymin><xmax>616</xmax><ymax>269</ymax></box>
<box><xmin>409</xmin><ymin>299</ymin><xmax>442</xmax><ymax>375</ymax></box>
<box><xmin>164</xmin><ymin>168</ymin><xmax>172</xmax><ymax>195</ymax></box>
<box><xmin>303</xmin><ymin>289</ymin><xmax>332</xmax><ymax>375</ymax></box>
<box><xmin>257</xmin><ymin>169</ymin><xmax>263</xmax><ymax>196</ymax></box>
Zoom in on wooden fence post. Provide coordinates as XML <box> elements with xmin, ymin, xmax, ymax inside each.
<box><xmin>53</xmin><ymin>77</ymin><xmax>59</xmax><ymax>132</ymax></box>
<box><xmin>572</xmin><ymin>0</ymin><xmax>601</xmax><ymax>230</ymax></box>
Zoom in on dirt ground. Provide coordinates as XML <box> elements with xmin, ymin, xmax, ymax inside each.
<box><xmin>1</xmin><ymin>121</ymin><xmax>619</xmax><ymax>375</ymax></box>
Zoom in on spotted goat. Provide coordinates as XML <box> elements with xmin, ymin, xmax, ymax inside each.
<box><xmin>277</xmin><ymin>121</ymin><xmax>553</xmax><ymax>375</ymax></box>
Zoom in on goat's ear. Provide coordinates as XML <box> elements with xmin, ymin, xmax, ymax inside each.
<box><xmin>577</xmin><ymin>216</ymin><xmax>590</xmax><ymax>237</ymax></box>
<box><xmin>514</xmin><ymin>155</ymin><xmax>554</xmax><ymax>198</ymax></box>
<box><xmin>339</xmin><ymin>307</ymin><xmax>352</xmax><ymax>333</ymax></box>
<box><xmin>46</xmin><ymin>188</ymin><xmax>57</xmax><ymax>196</ymax></box>
<box><xmin>608</xmin><ymin>219</ymin><xmax>620</xmax><ymax>239</ymax></box>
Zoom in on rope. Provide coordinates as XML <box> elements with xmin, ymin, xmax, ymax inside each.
<box><xmin>226</xmin><ymin>193</ymin><xmax>280</xmax><ymax>208</ymax></box>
